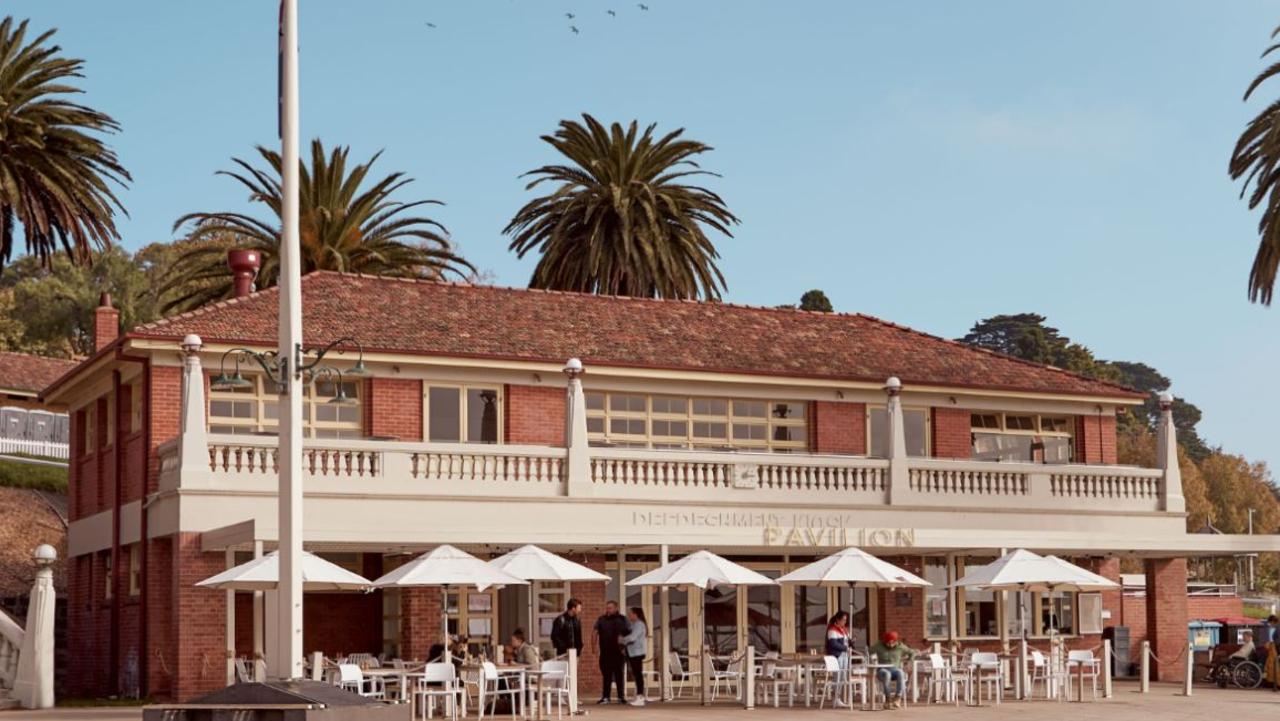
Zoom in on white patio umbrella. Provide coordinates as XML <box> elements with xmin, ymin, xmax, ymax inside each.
<box><xmin>952</xmin><ymin>549</ymin><xmax>1118</xmax><ymax>699</ymax></box>
<box><xmin>626</xmin><ymin>550</ymin><xmax>775</xmax><ymax>693</ymax></box>
<box><xmin>196</xmin><ymin>550</ymin><xmax>374</xmax><ymax>592</ymax></box>
<box><xmin>488</xmin><ymin>545</ymin><xmax>609</xmax><ymax>644</ymax></box>
<box><xmin>373</xmin><ymin>544</ymin><xmax>527</xmax><ymax>660</ymax></box>
<box><xmin>777</xmin><ymin>547</ymin><xmax>930</xmax><ymax>649</ymax></box>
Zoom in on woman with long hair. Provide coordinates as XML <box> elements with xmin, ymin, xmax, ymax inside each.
<box><xmin>621</xmin><ymin>607</ymin><xmax>649</xmax><ymax>706</ymax></box>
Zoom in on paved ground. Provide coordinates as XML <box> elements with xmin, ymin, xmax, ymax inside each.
<box><xmin>3</xmin><ymin>683</ymin><xmax>1278</xmax><ymax>720</ymax></box>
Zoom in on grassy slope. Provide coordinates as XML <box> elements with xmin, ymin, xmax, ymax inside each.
<box><xmin>0</xmin><ymin>457</ymin><xmax>68</xmax><ymax>493</ymax></box>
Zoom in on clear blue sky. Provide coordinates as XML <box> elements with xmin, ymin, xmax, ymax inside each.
<box><xmin>12</xmin><ymin>1</ymin><xmax>1280</xmax><ymax>473</ymax></box>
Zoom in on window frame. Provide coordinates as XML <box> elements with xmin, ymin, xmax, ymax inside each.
<box><xmin>207</xmin><ymin>373</ymin><xmax>363</xmax><ymax>439</ymax></box>
<box><xmin>969</xmin><ymin>412</ymin><xmax>1075</xmax><ymax>464</ymax></box>
<box><xmin>422</xmin><ymin>383</ymin><xmax>504</xmax><ymax>444</ymax></box>
<box><xmin>865</xmin><ymin>404</ymin><xmax>931</xmax><ymax>458</ymax></box>
<box><xmin>585</xmin><ymin>392</ymin><xmax>808</xmax><ymax>452</ymax></box>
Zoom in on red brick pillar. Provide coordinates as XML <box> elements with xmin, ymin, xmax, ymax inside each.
<box><xmin>505</xmin><ymin>385</ymin><xmax>566</xmax><ymax>445</ymax></box>
<box><xmin>1144</xmin><ymin>557</ymin><xmax>1188</xmax><ymax>682</ymax></box>
<box><xmin>400</xmin><ymin>587</ymin><xmax>443</xmax><ymax>661</ymax></box>
<box><xmin>172</xmin><ymin>532</ymin><xmax>228</xmax><ymax>700</ymax></box>
<box><xmin>1075</xmin><ymin>414</ymin><xmax>1117</xmax><ymax>464</ymax></box>
<box><xmin>568</xmin><ymin>553</ymin><xmax>609</xmax><ymax>697</ymax></box>
<box><xmin>875</xmin><ymin>556</ymin><xmax>927</xmax><ymax>646</ymax></box>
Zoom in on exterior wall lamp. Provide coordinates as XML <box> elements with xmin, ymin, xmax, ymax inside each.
<box><xmin>209</xmin><ymin>336</ymin><xmax>369</xmax><ymax>404</ymax></box>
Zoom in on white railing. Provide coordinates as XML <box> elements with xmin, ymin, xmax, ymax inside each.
<box><xmin>0</xmin><ymin>608</ymin><xmax>23</xmax><ymax>689</ymax></box>
<box><xmin>0</xmin><ymin>438</ymin><xmax>68</xmax><ymax>461</ymax></box>
<box><xmin>167</xmin><ymin>435</ymin><xmax>1169</xmax><ymax>512</ymax></box>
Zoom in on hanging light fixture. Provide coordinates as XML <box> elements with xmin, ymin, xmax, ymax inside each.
<box><xmin>210</xmin><ymin>337</ymin><xmax>369</xmax><ymax>396</ymax></box>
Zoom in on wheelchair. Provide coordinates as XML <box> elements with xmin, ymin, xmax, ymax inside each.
<box><xmin>1204</xmin><ymin>645</ymin><xmax>1264</xmax><ymax>689</ymax></box>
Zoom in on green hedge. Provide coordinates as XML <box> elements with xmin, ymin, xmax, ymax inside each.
<box><xmin>0</xmin><ymin>457</ymin><xmax>68</xmax><ymax>493</ymax></box>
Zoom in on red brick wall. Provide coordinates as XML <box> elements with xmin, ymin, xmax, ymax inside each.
<box><xmin>146</xmin><ymin>536</ymin><xmax>173</xmax><ymax>698</ymax></box>
<box><xmin>812</xmin><ymin>401</ymin><xmax>865</xmax><ymax>454</ymax></box>
<box><xmin>876</xmin><ymin>556</ymin><xmax>927</xmax><ymax>646</ymax></box>
<box><xmin>505</xmin><ymin>384</ymin><xmax>565</xmax><ymax>445</ymax></box>
<box><xmin>931</xmin><ymin>407</ymin><xmax>971</xmax><ymax>459</ymax></box>
<box><xmin>568</xmin><ymin>553</ymin><xmax>609</xmax><ymax>696</ymax></box>
<box><xmin>366</xmin><ymin>377</ymin><xmax>423</xmax><ymax>441</ymax></box>
<box><xmin>148</xmin><ymin>366</ymin><xmax>182</xmax><ymax>495</ymax></box>
<box><xmin>1145</xmin><ymin>557</ymin><xmax>1189</xmax><ymax>682</ymax></box>
<box><xmin>1076</xmin><ymin>414</ymin><xmax>1117</xmax><ymax>464</ymax></box>
<box><xmin>169</xmin><ymin>532</ymin><xmax>228</xmax><ymax>700</ymax></box>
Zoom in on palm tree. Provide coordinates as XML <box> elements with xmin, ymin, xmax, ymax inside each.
<box><xmin>1230</xmin><ymin>24</ymin><xmax>1280</xmax><ymax>306</ymax></box>
<box><xmin>504</xmin><ymin>114</ymin><xmax>738</xmax><ymax>300</ymax></box>
<box><xmin>164</xmin><ymin>139</ymin><xmax>472</xmax><ymax>312</ymax></box>
<box><xmin>0</xmin><ymin>17</ymin><xmax>130</xmax><ymax>267</ymax></box>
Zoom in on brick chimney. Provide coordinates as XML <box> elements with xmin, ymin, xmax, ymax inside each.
<box><xmin>94</xmin><ymin>292</ymin><xmax>119</xmax><ymax>351</ymax></box>
<box><xmin>227</xmin><ymin>248</ymin><xmax>262</xmax><ymax>298</ymax></box>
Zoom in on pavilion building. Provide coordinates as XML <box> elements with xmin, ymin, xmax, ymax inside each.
<box><xmin>40</xmin><ymin>269</ymin><xmax>1279</xmax><ymax>701</ymax></box>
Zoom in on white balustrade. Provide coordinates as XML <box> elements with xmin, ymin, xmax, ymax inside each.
<box><xmin>0</xmin><ymin>608</ymin><xmax>24</xmax><ymax>689</ymax></box>
<box><xmin>155</xmin><ymin>433</ymin><xmax>1170</xmax><ymax>513</ymax></box>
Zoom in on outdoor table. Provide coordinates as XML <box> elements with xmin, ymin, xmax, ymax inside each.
<box><xmin>909</xmin><ymin>657</ymin><xmax>933</xmax><ymax>703</ymax></box>
<box><xmin>522</xmin><ymin>668</ymin><xmax>551</xmax><ymax>720</ymax></box>
<box><xmin>862</xmin><ymin>662</ymin><xmax>899</xmax><ymax>711</ymax></box>
<box><xmin>463</xmin><ymin>663</ymin><xmax>528</xmax><ymax>718</ymax></box>
<box><xmin>1066</xmin><ymin>658</ymin><xmax>1099</xmax><ymax>703</ymax></box>
<box><xmin>771</xmin><ymin>658</ymin><xmax>825</xmax><ymax>707</ymax></box>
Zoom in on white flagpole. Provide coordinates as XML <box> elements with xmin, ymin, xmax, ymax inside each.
<box><xmin>276</xmin><ymin>0</ymin><xmax>305</xmax><ymax>680</ymax></box>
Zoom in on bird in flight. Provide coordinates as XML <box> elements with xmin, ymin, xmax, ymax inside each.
<box><xmin>565</xmin><ymin>12</ymin><xmax>575</xmax><ymax>19</ymax></box>
<box><xmin>638</xmin><ymin>3</ymin><xmax>649</xmax><ymax>9</ymax></box>
<box><xmin>607</xmin><ymin>9</ymin><xmax>616</xmax><ymax>16</ymax></box>
<box><xmin>570</xmin><ymin>25</ymin><xmax>580</xmax><ymax>34</ymax></box>
<box><xmin>425</xmin><ymin>22</ymin><xmax>437</xmax><ymax>28</ymax></box>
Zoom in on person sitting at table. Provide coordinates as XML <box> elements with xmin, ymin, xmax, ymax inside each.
<box><xmin>511</xmin><ymin>628</ymin><xmax>541</xmax><ymax>666</ymax></box>
<box><xmin>868</xmin><ymin>631</ymin><xmax>915</xmax><ymax>710</ymax></box>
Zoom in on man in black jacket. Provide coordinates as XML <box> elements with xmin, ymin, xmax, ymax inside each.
<box><xmin>593</xmin><ymin>600</ymin><xmax>631</xmax><ymax>704</ymax></box>
<box><xmin>550</xmin><ymin>598</ymin><xmax>583</xmax><ymax>658</ymax></box>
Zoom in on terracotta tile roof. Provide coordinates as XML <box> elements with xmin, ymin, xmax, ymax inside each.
<box><xmin>0</xmin><ymin>352</ymin><xmax>79</xmax><ymax>395</ymax></box>
<box><xmin>127</xmin><ymin>271</ymin><xmax>1142</xmax><ymax>400</ymax></box>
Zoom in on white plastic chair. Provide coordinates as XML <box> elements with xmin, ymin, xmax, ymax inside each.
<box><xmin>478</xmin><ymin>661</ymin><xmax>523</xmax><ymax>719</ymax></box>
<box><xmin>923</xmin><ymin>653</ymin><xmax>967</xmax><ymax>705</ymax></box>
<box><xmin>757</xmin><ymin>658</ymin><xmax>795</xmax><ymax>708</ymax></box>
<box><xmin>710</xmin><ymin>654</ymin><xmax>743</xmax><ymax>701</ymax></box>
<box><xmin>1065</xmin><ymin>650</ymin><xmax>1101</xmax><ymax>701</ymax></box>
<box><xmin>970</xmin><ymin>652</ymin><xmax>1003</xmax><ymax>705</ymax></box>
<box><xmin>337</xmin><ymin>663</ymin><xmax>384</xmax><ymax>699</ymax></box>
<box><xmin>414</xmin><ymin>662</ymin><xmax>464</xmax><ymax>720</ymax></box>
<box><xmin>666</xmin><ymin>653</ymin><xmax>701</xmax><ymax>699</ymax></box>
<box><xmin>815</xmin><ymin>655</ymin><xmax>852</xmax><ymax>709</ymax></box>
<box><xmin>538</xmin><ymin>660</ymin><xmax>570</xmax><ymax>719</ymax></box>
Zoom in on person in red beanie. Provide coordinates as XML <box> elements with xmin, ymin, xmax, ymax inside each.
<box><xmin>868</xmin><ymin>631</ymin><xmax>915</xmax><ymax>709</ymax></box>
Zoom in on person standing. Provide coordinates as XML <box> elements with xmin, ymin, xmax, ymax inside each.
<box><xmin>621</xmin><ymin>607</ymin><xmax>649</xmax><ymax>706</ymax></box>
<box><xmin>550</xmin><ymin>598</ymin><xmax>583</xmax><ymax>658</ymax></box>
<box><xmin>593</xmin><ymin>600</ymin><xmax>631</xmax><ymax>704</ymax></box>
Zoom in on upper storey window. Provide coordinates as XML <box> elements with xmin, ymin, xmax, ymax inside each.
<box><xmin>585</xmin><ymin>392</ymin><xmax>807</xmax><ymax>452</ymax></box>
<box><xmin>866</xmin><ymin>406</ymin><xmax>929</xmax><ymax>458</ymax></box>
<box><xmin>971</xmin><ymin>412</ymin><xmax>1074</xmax><ymax>463</ymax></box>
<box><xmin>208</xmin><ymin>374</ymin><xmax>362</xmax><ymax>439</ymax></box>
<box><xmin>425</xmin><ymin>385</ymin><xmax>501</xmax><ymax>444</ymax></box>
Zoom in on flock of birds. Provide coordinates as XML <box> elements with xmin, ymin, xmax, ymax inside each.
<box><xmin>424</xmin><ymin>4</ymin><xmax>650</xmax><ymax>35</ymax></box>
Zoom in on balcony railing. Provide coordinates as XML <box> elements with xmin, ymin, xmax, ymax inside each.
<box><xmin>154</xmin><ymin>434</ymin><xmax>1170</xmax><ymax>513</ymax></box>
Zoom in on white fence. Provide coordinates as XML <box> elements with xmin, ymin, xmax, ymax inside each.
<box><xmin>0</xmin><ymin>438</ymin><xmax>68</xmax><ymax>461</ymax></box>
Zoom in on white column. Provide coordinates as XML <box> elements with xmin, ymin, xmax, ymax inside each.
<box><xmin>277</xmin><ymin>0</ymin><xmax>305</xmax><ymax>681</ymax></box>
<box><xmin>563</xmin><ymin>358</ymin><xmax>592</xmax><ymax>496</ymax></box>
<box><xmin>252</xmin><ymin>540</ymin><xmax>265</xmax><ymax>681</ymax></box>
<box><xmin>615</xmin><ymin>549</ymin><xmax>627</xmax><ymax>607</ymax></box>
<box><xmin>1156</xmin><ymin>391</ymin><xmax>1185</xmax><ymax>512</ymax></box>
<box><xmin>178</xmin><ymin>336</ymin><xmax>211</xmax><ymax>487</ymax></box>
<box><xmin>13</xmin><ymin>545</ymin><xmax>56</xmax><ymax>709</ymax></box>
<box><xmin>884</xmin><ymin>377</ymin><xmax>911</xmax><ymax>504</ymax></box>
<box><xmin>659</xmin><ymin>544</ymin><xmax>671</xmax><ymax>702</ymax></box>
<box><xmin>225</xmin><ymin>549</ymin><xmax>236</xmax><ymax>686</ymax></box>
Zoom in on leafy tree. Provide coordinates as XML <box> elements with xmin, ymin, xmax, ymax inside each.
<box><xmin>957</xmin><ymin>313</ymin><xmax>1117</xmax><ymax>381</ymax></box>
<box><xmin>0</xmin><ymin>248</ymin><xmax>156</xmax><ymax>357</ymax></box>
<box><xmin>1117</xmin><ymin>427</ymin><xmax>1212</xmax><ymax>532</ymax></box>
<box><xmin>799</xmin><ymin>289</ymin><xmax>834</xmax><ymax>312</ymax></box>
<box><xmin>505</xmin><ymin>114</ymin><xmax>738</xmax><ymax>300</ymax></box>
<box><xmin>165</xmin><ymin>139</ymin><xmax>472</xmax><ymax>313</ymax></box>
<box><xmin>1229</xmin><ymin>24</ymin><xmax>1280</xmax><ymax>305</ymax></box>
<box><xmin>1108</xmin><ymin>361</ymin><xmax>1211</xmax><ymax>460</ymax></box>
<box><xmin>0</xmin><ymin>17</ymin><xmax>130</xmax><ymax>267</ymax></box>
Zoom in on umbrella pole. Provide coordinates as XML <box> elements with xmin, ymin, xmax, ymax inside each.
<box><xmin>442</xmin><ymin>585</ymin><xmax>450</xmax><ymax>663</ymax></box>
